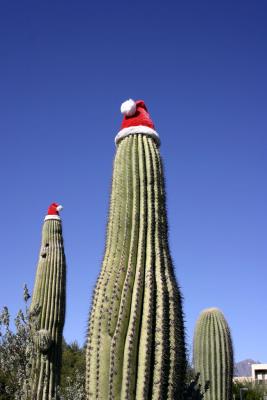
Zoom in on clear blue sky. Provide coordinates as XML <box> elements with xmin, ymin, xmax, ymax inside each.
<box><xmin>0</xmin><ymin>0</ymin><xmax>266</xmax><ymax>363</ymax></box>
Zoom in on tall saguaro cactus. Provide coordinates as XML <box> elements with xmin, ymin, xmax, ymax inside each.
<box><xmin>30</xmin><ymin>203</ymin><xmax>66</xmax><ymax>400</ymax></box>
<box><xmin>86</xmin><ymin>99</ymin><xmax>186</xmax><ymax>400</ymax></box>
<box><xmin>193</xmin><ymin>307</ymin><xmax>233</xmax><ymax>400</ymax></box>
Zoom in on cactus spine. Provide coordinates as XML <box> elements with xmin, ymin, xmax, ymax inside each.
<box><xmin>193</xmin><ymin>307</ymin><xmax>233</xmax><ymax>400</ymax></box>
<box><xmin>86</xmin><ymin>131</ymin><xmax>186</xmax><ymax>399</ymax></box>
<box><xmin>30</xmin><ymin>205</ymin><xmax>66</xmax><ymax>400</ymax></box>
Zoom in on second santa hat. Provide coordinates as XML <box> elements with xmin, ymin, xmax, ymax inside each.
<box><xmin>44</xmin><ymin>203</ymin><xmax>63</xmax><ymax>221</ymax></box>
<box><xmin>115</xmin><ymin>99</ymin><xmax>160</xmax><ymax>145</ymax></box>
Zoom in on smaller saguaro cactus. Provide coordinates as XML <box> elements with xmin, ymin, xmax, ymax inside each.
<box><xmin>193</xmin><ymin>307</ymin><xmax>233</xmax><ymax>400</ymax></box>
<box><xmin>29</xmin><ymin>203</ymin><xmax>66</xmax><ymax>400</ymax></box>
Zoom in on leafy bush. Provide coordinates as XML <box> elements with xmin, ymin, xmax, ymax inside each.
<box><xmin>233</xmin><ymin>381</ymin><xmax>267</xmax><ymax>400</ymax></box>
<box><xmin>0</xmin><ymin>288</ymin><xmax>86</xmax><ymax>400</ymax></box>
<box><xmin>184</xmin><ymin>371</ymin><xmax>209</xmax><ymax>399</ymax></box>
<box><xmin>0</xmin><ymin>285</ymin><xmax>33</xmax><ymax>400</ymax></box>
<box><xmin>58</xmin><ymin>340</ymin><xmax>86</xmax><ymax>400</ymax></box>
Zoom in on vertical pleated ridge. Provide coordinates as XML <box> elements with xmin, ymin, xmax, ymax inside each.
<box><xmin>86</xmin><ymin>134</ymin><xmax>186</xmax><ymax>400</ymax></box>
<box><xmin>193</xmin><ymin>308</ymin><xmax>233</xmax><ymax>400</ymax></box>
<box><xmin>30</xmin><ymin>219</ymin><xmax>66</xmax><ymax>400</ymax></box>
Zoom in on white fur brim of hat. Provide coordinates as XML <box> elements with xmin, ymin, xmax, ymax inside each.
<box><xmin>44</xmin><ymin>215</ymin><xmax>61</xmax><ymax>221</ymax></box>
<box><xmin>115</xmin><ymin>126</ymin><xmax>160</xmax><ymax>146</ymax></box>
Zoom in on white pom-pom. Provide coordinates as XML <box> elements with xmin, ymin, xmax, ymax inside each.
<box><xmin>120</xmin><ymin>99</ymin><xmax>136</xmax><ymax>117</ymax></box>
<box><xmin>57</xmin><ymin>205</ymin><xmax>63</xmax><ymax>212</ymax></box>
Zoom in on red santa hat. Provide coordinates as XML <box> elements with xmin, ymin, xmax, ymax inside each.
<box><xmin>44</xmin><ymin>202</ymin><xmax>63</xmax><ymax>221</ymax></box>
<box><xmin>115</xmin><ymin>99</ymin><xmax>160</xmax><ymax>145</ymax></box>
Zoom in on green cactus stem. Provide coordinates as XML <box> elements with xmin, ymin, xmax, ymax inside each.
<box><xmin>86</xmin><ymin>104</ymin><xmax>186</xmax><ymax>400</ymax></box>
<box><xmin>193</xmin><ymin>307</ymin><xmax>234</xmax><ymax>400</ymax></box>
<box><xmin>29</xmin><ymin>204</ymin><xmax>66</xmax><ymax>400</ymax></box>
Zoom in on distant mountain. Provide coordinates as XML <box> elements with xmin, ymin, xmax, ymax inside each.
<box><xmin>234</xmin><ymin>359</ymin><xmax>260</xmax><ymax>377</ymax></box>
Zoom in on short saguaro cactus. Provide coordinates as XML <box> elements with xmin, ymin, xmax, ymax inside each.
<box><xmin>193</xmin><ymin>307</ymin><xmax>234</xmax><ymax>400</ymax></box>
<box><xmin>29</xmin><ymin>203</ymin><xmax>66</xmax><ymax>400</ymax></box>
<box><xmin>86</xmin><ymin>99</ymin><xmax>186</xmax><ymax>400</ymax></box>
